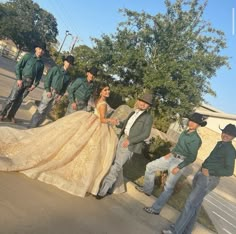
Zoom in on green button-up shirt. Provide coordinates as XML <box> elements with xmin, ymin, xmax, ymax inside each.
<box><xmin>172</xmin><ymin>130</ymin><xmax>202</xmax><ymax>169</ymax></box>
<box><xmin>202</xmin><ymin>141</ymin><xmax>236</xmax><ymax>177</ymax></box>
<box><xmin>44</xmin><ymin>66</ymin><xmax>71</xmax><ymax>95</ymax></box>
<box><xmin>15</xmin><ymin>53</ymin><xmax>44</xmax><ymax>87</ymax></box>
<box><xmin>67</xmin><ymin>77</ymin><xmax>94</xmax><ymax>103</ymax></box>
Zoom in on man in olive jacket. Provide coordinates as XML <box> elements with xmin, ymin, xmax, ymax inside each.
<box><xmin>96</xmin><ymin>93</ymin><xmax>154</xmax><ymax>199</ymax></box>
<box><xmin>29</xmin><ymin>55</ymin><xmax>74</xmax><ymax>128</ymax></box>
<box><xmin>0</xmin><ymin>42</ymin><xmax>46</xmax><ymax>123</ymax></box>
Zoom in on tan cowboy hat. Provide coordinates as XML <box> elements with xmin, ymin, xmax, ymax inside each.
<box><xmin>138</xmin><ymin>93</ymin><xmax>153</xmax><ymax>106</ymax></box>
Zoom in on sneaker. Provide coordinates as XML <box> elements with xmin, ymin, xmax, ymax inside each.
<box><xmin>143</xmin><ymin>207</ymin><xmax>159</xmax><ymax>215</ymax></box>
<box><xmin>0</xmin><ymin>115</ymin><xmax>4</xmax><ymax>121</ymax></box>
<box><xmin>135</xmin><ymin>186</ymin><xmax>151</xmax><ymax>196</ymax></box>
<box><xmin>162</xmin><ymin>230</ymin><xmax>173</xmax><ymax>234</ymax></box>
<box><xmin>95</xmin><ymin>194</ymin><xmax>106</xmax><ymax>200</ymax></box>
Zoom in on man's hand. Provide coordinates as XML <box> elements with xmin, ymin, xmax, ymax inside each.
<box><xmin>47</xmin><ymin>92</ymin><xmax>52</xmax><ymax>98</ymax></box>
<box><xmin>28</xmin><ymin>85</ymin><xmax>35</xmax><ymax>91</ymax></box>
<box><xmin>55</xmin><ymin>95</ymin><xmax>62</xmax><ymax>103</ymax></box>
<box><xmin>164</xmin><ymin>153</ymin><xmax>171</xmax><ymax>160</ymax></box>
<box><xmin>17</xmin><ymin>80</ymin><xmax>23</xmax><ymax>88</ymax></box>
<box><xmin>171</xmin><ymin>167</ymin><xmax>180</xmax><ymax>175</ymax></box>
<box><xmin>201</xmin><ymin>168</ymin><xmax>209</xmax><ymax>176</ymax></box>
<box><xmin>122</xmin><ymin>139</ymin><xmax>129</xmax><ymax>148</ymax></box>
<box><xmin>71</xmin><ymin>102</ymin><xmax>77</xmax><ymax>110</ymax></box>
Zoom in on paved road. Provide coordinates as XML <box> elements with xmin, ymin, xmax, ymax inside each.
<box><xmin>204</xmin><ymin>192</ymin><xmax>236</xmax><ymax>234</ymax></box>
<box><xmin>0</xmin><ymin>172</ymin><xmax>172</xmax><ymax>234</ymax></box>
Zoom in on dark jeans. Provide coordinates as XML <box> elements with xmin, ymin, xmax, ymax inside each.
<box><xmin>0</xmin><ymin>81</ymin><xmax>30</xmax><ymax>118</ymax></box>
<box><xmin>170</xmin><ymin>171</ymin><xmax>220</xmax><ymax>234</ymax></box>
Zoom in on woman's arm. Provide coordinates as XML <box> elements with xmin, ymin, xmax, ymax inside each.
<box><xmin>97</xmin><ymin>102</ymin><xmax>118</xmax><ymax>125</ymax></box>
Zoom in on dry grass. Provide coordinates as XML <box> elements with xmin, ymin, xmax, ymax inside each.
<box><xmin>123</xmin><ymin>153</ymin><xmax>217</xmax><ymax>233</ymax></box>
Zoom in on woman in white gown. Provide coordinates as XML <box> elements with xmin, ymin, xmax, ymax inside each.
<box><xmin>0</xmin><ymin>83</ymin><xmax>119</xmax><ymax>197</ymax></box>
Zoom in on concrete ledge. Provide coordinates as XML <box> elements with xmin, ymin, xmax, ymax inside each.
<box><xmin>125</xmin><ymin>180</ymin><xmax>215</xmax><ymax>234</ymax></box>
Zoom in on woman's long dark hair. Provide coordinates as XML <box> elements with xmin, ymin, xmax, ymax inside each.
<box><xmin>94</xmin><ymin>82</ymin><xmax>110</xmax><ymax>104</ymax></box>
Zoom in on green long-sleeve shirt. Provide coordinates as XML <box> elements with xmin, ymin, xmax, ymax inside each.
<box><xmin>44</xmin><ymin>66</ymin><xmax>71</xmax><ymax>95</ymax></box>
<box><xmin>172</xmin><ymin>130</ymin><xmax>202</xmax><ymax>169</ymax></box>
<box><xmin>67</xmin><ymin>77</ymin><xmax>94</xmax><ymax>103</ymax></box>
<box><xmin>202</xmin><ymin>141</ymin><xmax>236</xmax><ymax>177</ymax></box>
<box><xmin>15</xmin><ymin>53</ymin><xmax>44</xmax><ymax>87</ymax></box>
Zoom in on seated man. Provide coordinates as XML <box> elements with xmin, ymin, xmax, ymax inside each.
<box><xmin>135</xmin><ymin>113</ymin><xmax>207</xmax><ymax>215</ymax></box>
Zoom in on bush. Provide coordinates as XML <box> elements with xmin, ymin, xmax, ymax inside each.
<box><xmin>144</xmin><ymin>136</ymin><xmax>172</xmax><ymax>160</ymax></box>
<box><xmin>49</xmin><ymin>95</ymin><xmax>69</xmax><ymax>120</ymax></box>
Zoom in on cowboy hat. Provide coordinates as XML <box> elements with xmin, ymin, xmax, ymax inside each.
<box><xmin>87</xmin><ymin>66</ymin><xmax>98</xmax><ymax>76</ymax></box>
<box><xmin>138</xmin><ymin>93</ymin><xmax>153</xmax><ymax>106</ymax></box>
<box><xmin>34</xmin><ymin>42</ymin><xmax>47</xmax><ymax>51</ymax></box>
<box><xmin>188</xmin><ymin>113</ymin><xmax>207</xmax><ymax>127</ymax></box>
<box><xmin>63</xmin><ymin>55</ymin><xmax>75</xmax><ymax>65</ymax></box>
<box><xmin>219</xmin><ymin>124</ymin><xmax>236</xmax><ymax>137</ymax></box>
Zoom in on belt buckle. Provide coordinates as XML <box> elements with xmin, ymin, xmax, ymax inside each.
<box><xmin>174</xmin><ymin>153</ymin><xmax>183</xmax><ymax>160</ymax></box>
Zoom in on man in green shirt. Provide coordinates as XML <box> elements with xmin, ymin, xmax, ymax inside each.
<box><xmin>0</xmin><ymin>42</ymin><xmax>46</xmax><ymax>123</ymax></box>
<box><xmin>135</xmin><ymin>112</ymin><xmax>207</xmax><ymax>215</ymax></box>
<box><xmin>29</xmin><ymin>55</ymin><xmax>74</xmax><ymax>128</ymax></box>
<box><xmin>162</xmin><ymin>123</ymin><xmax>236</xmax><ymax>234</ymax></box>
<box><xmin>65</xmin><ymin>66</ymin><xmax>98</xmax><ymax>115</ymax></box>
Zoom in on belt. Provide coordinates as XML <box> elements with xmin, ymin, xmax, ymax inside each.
<box><xmin>172</xmin><ymin>152</ymin><xmax>185</xmax><ymax>160</ymax></box>
<box><xmin>23</xmin><ymin>77</ymin><xmax>33</xmax><ymax>82</ymax></box>
<box><xmin>76</xmin><ymin>99</ymin><xmax>86</xmax><ymax>105</ymax></box>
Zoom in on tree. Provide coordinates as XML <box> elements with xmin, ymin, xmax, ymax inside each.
<box><xmin>0</xmin><ymin>0</ymin><xmax>58</xmax><ymax>51</ymax></box>
<box><xmin>92</xmin><ymin>0</ymin><xmax>229</xmax><ymax>130</ymax></box>
<box><xmin>71</xmin><ymin>45</ymin><xmax>98</xmax><ymax>78</ymax></box>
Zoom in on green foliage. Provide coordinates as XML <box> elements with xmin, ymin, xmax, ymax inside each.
<box><xmin>144</xmin><ymin>136</ymin><xmax>172</xmax><ymax>159</ymax></box>
<box><xmin>70</xmin><ymin>45</ymin><xmax>97</xmax><ymax>78</ymax></box>
<box><xmin>90</xmin><ymin>0</ymin><xmax>229</xmax><ymax>128</ymax></box>
<box><xmin>49</xmin><ymin>96</ymin><xmax>69</xmax><ymax>120</ymax></box>
<box><xmin>107</xmin><ymin>91</ymin><xmax>125</xmax><ymax>109</ymax></box>
<box><xmin>0</xmin><ymin>0</ymin><xmax>58</xmax><ymax>51</ymax></box>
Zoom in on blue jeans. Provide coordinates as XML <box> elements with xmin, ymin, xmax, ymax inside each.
<box><xmin>170</xmin><ymin>171</ymin><xmax>220</xmax><ymax>234</ymax></box>
<box><xmin>30</xmin><ymin>90</ymin><xmax>56</xmax><ymax>128</ymax></box>
<box><xmin>98</xmin><ymin>135</ymin><xmax>133</xmax><ymax>196</ymax></box>
<box><xmin>143</xmin><ymin>154</ymin><xmax>184</xmax><ymax>213</ymax></box>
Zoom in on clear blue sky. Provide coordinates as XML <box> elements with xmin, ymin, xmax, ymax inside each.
<box><xmin>33</xmin><ymin>0</ymin><xmax>235</xmax><ymax>114</ymax></box>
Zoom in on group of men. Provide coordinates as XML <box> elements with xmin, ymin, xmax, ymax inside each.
<box><xmin>0</xmin><ymin>42</ymin><xmax>236</xmax><ymax>234</ymax></box>
<box><xmin>134</xmin><ymin>114</ymin><xmax>236</xmax><ymax>233</ymax></box>
<box><xmin>0</xmin><ymin>43</ymin><xmax>98</xmax><ymax>127</ymax></box>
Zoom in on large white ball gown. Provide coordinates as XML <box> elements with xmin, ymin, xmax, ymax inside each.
<box><xmin>0</xmin><ymin>101</ymin><xmax>119</xmax><ymax>197</ymax></box>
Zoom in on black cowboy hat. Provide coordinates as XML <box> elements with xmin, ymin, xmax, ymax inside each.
<box><xmin>63</xmin><ymin>55</ymin><xmax>75</xmax><ymax>65</ymax></box>
<box><xmin>87</xmin><ymin>66</ymin><xmax>99</xmax><ymax>76</ymax></box>
<box><xmin>34</xmin><ymin>42</ymin><xmax>47</xmax><ymax>51</ymax></box>
<box><xmin>188</xmin><ymin>113</ymin><xmax>207</xmax><ymax>127</ymax></box>
<box><xmin>219</xmin><ymin>124</ymin><xmax>236</xmax><ymax>137</ymax></box>
<box><xmin>138</xmin><ymin>93</ymin><xmax>153</xmax><ymax>106</ymax></box>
